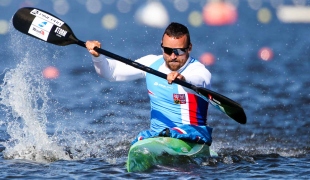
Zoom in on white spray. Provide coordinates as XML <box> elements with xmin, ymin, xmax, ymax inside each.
<box><xmin>0</xmin><ymin>31</ymin><xmax>71</xmax><ymax>162</ymax></box>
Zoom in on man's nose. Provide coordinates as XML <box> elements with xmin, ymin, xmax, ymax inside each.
<box><xmin>169</xmin><ymin>52</ymin><xmax>178</xmax><ymax>58</ymax></box>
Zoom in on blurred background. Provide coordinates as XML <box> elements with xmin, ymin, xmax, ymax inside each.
<box><xmin>0</xmin><ymin>0</ymin><xmax>309</xmax><ymax>161</ymax></box>
<box><xmin>1</xmin><ymin>0</ymin><xmax>310</xmax><ymax>63</ymax></box>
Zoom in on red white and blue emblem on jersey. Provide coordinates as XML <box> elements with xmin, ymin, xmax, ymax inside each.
<box><xmin>173</xmin><ymin>94</ymin><xmax>186</xmax><ymax>104</ymax></box>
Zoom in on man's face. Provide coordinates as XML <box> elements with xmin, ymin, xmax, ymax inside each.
<box><xmin>161</xmin><ymin>34</ymin><xmax>191</xmax><ymax>71</ymax></box>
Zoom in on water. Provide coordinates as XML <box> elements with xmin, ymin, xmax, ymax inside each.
<box><xmin>0</xmin><ymin>1</ymin><xmax>310</xmax><ymax>179</ymax></box>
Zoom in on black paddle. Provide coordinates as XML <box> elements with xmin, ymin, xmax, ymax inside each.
<box><xmin>12</xmin><ymin>7</ymin><xmax>247</xmax><ymax>124</ymax></box>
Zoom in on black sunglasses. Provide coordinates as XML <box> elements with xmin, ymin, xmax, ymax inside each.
<box><xmin>161</xmin><ymin>43</ymin><xmax>189</xmax><ymax>56</ymax></box>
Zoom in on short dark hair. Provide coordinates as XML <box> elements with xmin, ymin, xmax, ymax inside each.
<box><xmin>162</xmin><ymin>22</ymin><xmax>191</xmax><ymax>46</ymax></box>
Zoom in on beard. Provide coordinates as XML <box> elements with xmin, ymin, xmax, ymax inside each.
<box><xmin>166</xmin><ymin>60</ymin><xmax>181</xmax><ymax>71</ymax></box>
<box><xmin>164</xmin><ymin>55</ymin><xmax>189</xmax><ymax>71</ymax></box>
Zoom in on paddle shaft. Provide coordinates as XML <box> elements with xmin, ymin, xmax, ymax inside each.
<box><xmin>75</xmin><ymin>39</ymin><xmax>247</xmax><ymax>124</ymax></box>
<box><xmin>75</xmin><ymin>40</ymin><xmax>197</xmax><ymax>91</ymax></box>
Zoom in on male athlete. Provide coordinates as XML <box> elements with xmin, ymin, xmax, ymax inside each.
<box><xmin>86</xmin><ymin>22</ymin><xmax>213</xmax><ymax>145</ymax></box>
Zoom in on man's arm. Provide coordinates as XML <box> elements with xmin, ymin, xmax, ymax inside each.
<box><xmin>92</xmin><ymin>54</ymin><xmax>162</xmax><ymax>81</ymax></box>
<box><xmin>92</xmin><ymin>55</ymin><xmax>146</xmax><ymax>81</ymax></box>
<box><xmin>182</xmin><ymin>62</ymin><xmax>212</xmax><ymax>89</ymax></box>
<box><xmin>86</xmin><ymin>40</ymin><xmax>160</xmax><ymax>82</ymax></box>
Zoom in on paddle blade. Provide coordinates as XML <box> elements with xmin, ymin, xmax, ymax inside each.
<box><xmin>12</xmin><ymin>7</ymin><xmax>79</xmax><ymax>46</ymax></box>
<box><xmin>197</xmin><ymin>87</ymin><xmax>247</xmax><ymax>124</ymax></box>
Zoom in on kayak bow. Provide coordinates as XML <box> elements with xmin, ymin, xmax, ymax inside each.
<box><xmin>127</xmin><ymin>137</ymin><xmax>217</xmax><ymax>172</ymax></box>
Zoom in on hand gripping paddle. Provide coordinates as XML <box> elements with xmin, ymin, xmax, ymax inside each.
<box><xmin>12</xmin><ymin>7</ymin><xmax>247</xmax><ymax>124</ymax></box>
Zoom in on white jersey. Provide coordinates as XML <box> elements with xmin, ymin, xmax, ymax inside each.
<box><xmin>92</xmin><ymin>55</ymin><xmax>212</xmax><ymax>132</ymax></box>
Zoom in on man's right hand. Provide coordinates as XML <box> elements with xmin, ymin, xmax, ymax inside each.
<box><xmin>167</xmin><ymin>71</ymin><xmax>185</xmax><ymax>84</ymax></box>
<box><xmin>85</xmin><ymin>40</ymin><xmax>101</xmax><ymax>57</ymax></box>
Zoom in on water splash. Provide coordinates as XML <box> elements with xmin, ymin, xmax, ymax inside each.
<box><xmin>0</xmin><ymin>55</ymin><xmax>72</xmax><ymax>162</ymax></box>
<box><xmin>0</xmin><ymin>28</ymin><xmax>126</xmax><ymax>164</ymax></box>
<box><xmin>0</xmin><ymin>30</ymin><xmax>71</xmax><ymax>162</ymax></box>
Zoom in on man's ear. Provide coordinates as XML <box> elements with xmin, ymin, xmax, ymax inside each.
<box><xmin>188</xmin><ymin>43</ymin><xmax>192</xmax><ymax>52</ymax></box>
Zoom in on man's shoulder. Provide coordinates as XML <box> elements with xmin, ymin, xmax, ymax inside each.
<box><xmin>136</xmin><ymin>54</ymin><xmax>163</xmax><ymax>66</ymax></box>
<box><xmin>188</xmin><ymin>57</ymin><xmax>209</xmax><ymax>69</ymax></box>
<box><xmin>185</xmin><ymin>57</ymin><xmax>211</xmax><ymax>76</ymax></box>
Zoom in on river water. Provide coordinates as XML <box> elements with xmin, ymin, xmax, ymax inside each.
<box><xmin>0</xmin><ymin>1</ymin><xmax>309</xmax><ymax>179</ymax></box>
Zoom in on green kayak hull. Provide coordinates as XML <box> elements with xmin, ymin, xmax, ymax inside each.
<box><xmin>126</xmin><ymin>137</ymin><xmax>217</xmax><ymax>172</ymax></box>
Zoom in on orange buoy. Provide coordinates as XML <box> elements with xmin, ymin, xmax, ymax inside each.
<box><xmin>258</xmin><ymin>47</ymin><xmax>273</xmax><ymax>61</ymax></box>
<box><xmin>203</xmin><ymin>1</ymin><xmax>237</xmax><ymax>26</ymax></box>
<box><xmin>43</xmin><ymin>66</ymin><xmax>59</xmax><ymax>79</ymax></box>
<box><xmin>199</xmin><ymin>52</ymin><xmax>215</xmax><ymax>66</ymax></box>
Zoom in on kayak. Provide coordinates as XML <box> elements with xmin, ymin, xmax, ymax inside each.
<box><xmin>126</xmin><ymin>137</ymin><xmax>218</xmax><ymax>172</ymax></box>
